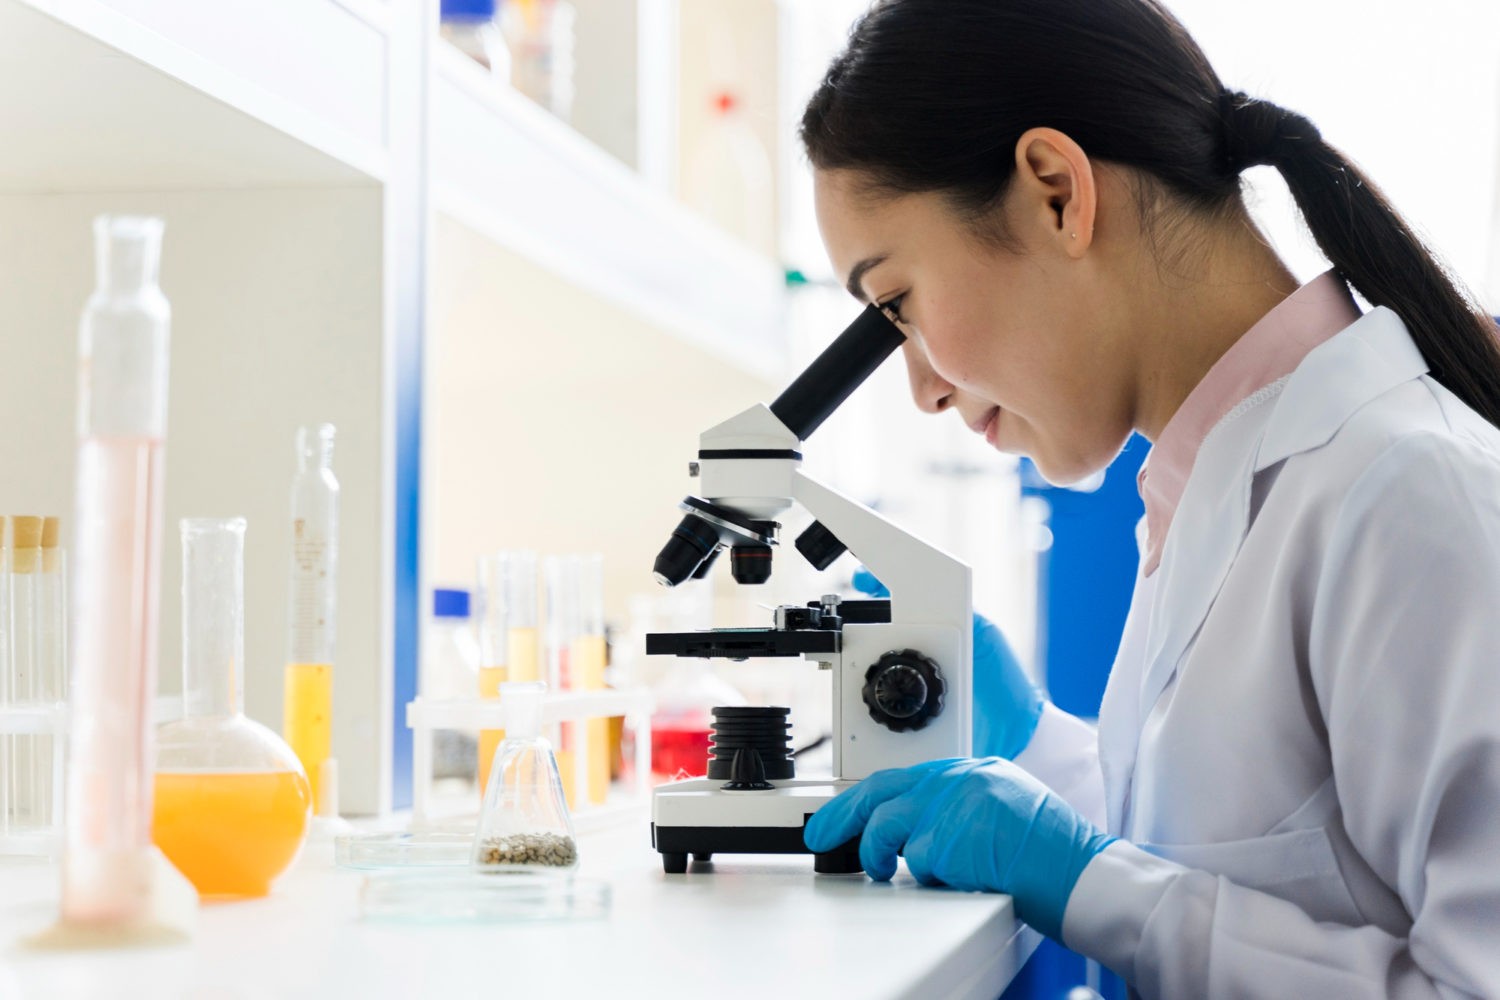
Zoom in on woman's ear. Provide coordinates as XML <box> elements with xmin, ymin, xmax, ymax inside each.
<box><xmin>1012</xmin><ymin>127</ymin><xmax>1097</xmax><ymax>259</ymax></box>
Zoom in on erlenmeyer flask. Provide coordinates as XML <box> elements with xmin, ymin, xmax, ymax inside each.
<box><xmin>473</xmin><ymin>682</ymin><xmax>577</xmax><ymax>873</ymax></box>
<box><xmin>153</xmin><ymin>518</ymin><xmax>311</xmax><ymax>898</ymax></box>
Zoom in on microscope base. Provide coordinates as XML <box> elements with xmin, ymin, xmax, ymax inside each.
<box><xmin>651</xmin><ymin>777</ymin><xmax>862</xmax><ymax>875</ymax></box>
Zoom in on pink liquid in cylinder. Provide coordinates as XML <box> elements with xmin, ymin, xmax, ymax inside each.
<box><xmin>61</xmin><ymin>435</ymin><xmax>166</xmax><ymax>924</ymax></box>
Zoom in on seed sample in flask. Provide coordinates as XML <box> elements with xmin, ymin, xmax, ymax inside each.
<box><xmin>473</xmin><ymin>681</ymin><xmax>578</xmax><ymax>874</ymax></box>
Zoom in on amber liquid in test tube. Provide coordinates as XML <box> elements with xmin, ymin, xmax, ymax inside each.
<box><xmin>572</xmin><ymin>554</ymin><xmax>609</xmax><ymax>807</ymax></box>
<box><xmin>36</xmin><ymin>216</ymin><xmax>196</xmax><ymax>946</ymax></box>
<box><xmin>283</xmin><ymin>424</ymin><xmax>339</xmax><ymax>815</ymax></box>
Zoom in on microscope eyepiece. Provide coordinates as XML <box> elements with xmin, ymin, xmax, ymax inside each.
<box><xmin>768</xmin><ymin>304</ymin><xmax>906</xmax><ymax>441</ymax></box>
<box><xmin>653</xmin><ymin>513</ymin><xmax>721</xmax><ymax>587</ymax></box>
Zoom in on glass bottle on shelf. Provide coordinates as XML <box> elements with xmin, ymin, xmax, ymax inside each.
<box><xmin>424</xmin><ymin>588</ymin><xmax>480</xmax><ymax>793</ymax></box>
<box><xmin>283</xmin><ymin>423</ymin><xmax>339</xmax><ymax>817</ymax></box>
<box><xmin>154</xmin><ymin>518</ymin><xmax>311</xmax><ymax>899</ymax></box>
<box><xmin>473</xmin><ymin>681</ymin><xmax>578</xmax><ymax>874</ymax></box>
<box><xmin>682</xmin><ymin>89</ymin><xmax>775</xmax><ymax>258</ymax></box>
<box><xmin>501</xmin><ymin>0</ymin><xmax>575</xmax><ymax>121</ymax></box>
<box><xmin>441</xmin><ymin>0</ymin><xmax>512</xmax><ymax>80</ymax></box>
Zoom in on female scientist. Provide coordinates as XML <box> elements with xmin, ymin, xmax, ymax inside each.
<box><xmin>799</xmin><ymin>0</ymin><xmax>1500</xmax><ymax>995</ymax></box>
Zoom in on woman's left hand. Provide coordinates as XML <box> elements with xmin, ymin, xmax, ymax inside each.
<box><xmin>804</xmin><ymin>757</ymin><xmax>1116</xmax><ymax>940</ymax></box>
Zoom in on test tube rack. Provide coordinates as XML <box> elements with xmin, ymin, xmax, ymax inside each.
<box><xmin>406</xmin><ymin>687</ymin><xmax>654</xmax><ymax>832</ymax></box>
<box><xmin>0</xmin><ymin>695</ymin><xmax>184</xmax><ymax>857</ymax></box>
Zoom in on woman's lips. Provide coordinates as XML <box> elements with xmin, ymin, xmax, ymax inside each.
<box><xmin>980</xmin><ymin>406</ymin><xmax>1000</xmax><ymax>445</ymax></box>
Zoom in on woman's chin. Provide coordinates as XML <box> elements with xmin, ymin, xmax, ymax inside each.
<box><xmin>1025</xmin><ymin>449</ymin><xmax>1109</xmax><ymax>489</ymax></box>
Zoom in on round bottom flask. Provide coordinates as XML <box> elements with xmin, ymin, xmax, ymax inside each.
<box><xmin>153</xmin><ymin>519</ymin><xmax>311</xmax><ymax>899</ymax></box>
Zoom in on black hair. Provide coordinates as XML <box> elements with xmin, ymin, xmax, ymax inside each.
<box><xmin>801</xmin><ymin>0</ymin><xmax>1500</xmax><ymax>428</ymax></box>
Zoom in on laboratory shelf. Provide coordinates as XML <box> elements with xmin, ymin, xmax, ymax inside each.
<box><xmin>429</xmin><ymin>42</ymin><xmax>791</xmax><ymax>381</ymax></box>
<box><xmin>0</xmin><ymin>0</ymin><xmax>388</xmax><ymax>193</ymax></box>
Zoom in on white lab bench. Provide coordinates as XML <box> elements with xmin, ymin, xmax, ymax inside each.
<box><xmin>0</xmin><ymin>817</ymin><xmax>1037</xmax><ymax>1000</ymax></box>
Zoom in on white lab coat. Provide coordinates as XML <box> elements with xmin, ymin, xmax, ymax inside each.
<box><xmin>1014</xmin><ymin>305</ymin><xmax>1500</xmax><ymax>998</ymax></box>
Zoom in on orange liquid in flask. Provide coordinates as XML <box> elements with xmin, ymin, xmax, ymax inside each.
<box><xmin>152</xmin><ymin>770</ymin><xmax>311</xmax><ymax>898</ymax></box>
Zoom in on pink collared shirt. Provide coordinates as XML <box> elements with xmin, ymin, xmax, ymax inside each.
<box><xmin>1138</xmin><ymin>270</ymin><xmax>1361</xmax><ymax>576</ymax></box>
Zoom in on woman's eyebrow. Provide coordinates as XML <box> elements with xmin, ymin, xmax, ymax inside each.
<box><xmin>845</xmin><ymin>254</ymin><xmax>889</xmax><ymax>302</ymax></box>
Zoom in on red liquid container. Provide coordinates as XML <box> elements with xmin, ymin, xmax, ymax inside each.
<box><xmin>650</xmin><ymin>724</ymin><xmax>711</xmax><ymax>782</ymax></box>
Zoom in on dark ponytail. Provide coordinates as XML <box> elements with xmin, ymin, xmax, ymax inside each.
<box><xmin>802</xmin><ymin>0</ymin><xmax>1500</xmax><ymax>428</ymax></box>
<box><xmin>1219</xmin><ymin>92</ymin><xmax>1500</xmax><ymax>426</ymax></box>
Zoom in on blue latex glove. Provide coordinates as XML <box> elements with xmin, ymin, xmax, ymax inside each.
<box><xmin>804</xmin><ymin>757</ymin><xmax>1115</xmax><ymax>939</ymax></box>
<box><xmin>851</xmin><ymin>567</ymin><xmax>1044</xmax><ymax>759</ymax></box>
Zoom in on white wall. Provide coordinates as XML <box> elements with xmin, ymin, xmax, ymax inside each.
<box><xmin>423</xmin><ymin>214</ymin><xmax>780</xmax><ymax>632</ymax></box>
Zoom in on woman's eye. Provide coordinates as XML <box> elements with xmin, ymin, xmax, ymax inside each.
<box><xmin>880</xmin><ymin>294</ymin><xmax>908</xmax><ymax>324</ymax></box>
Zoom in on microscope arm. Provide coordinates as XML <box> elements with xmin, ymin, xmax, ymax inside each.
<box><xmin>789</xmin><ymin>470</ymin><xmax>968</xmax><ymax>628</ymax></box>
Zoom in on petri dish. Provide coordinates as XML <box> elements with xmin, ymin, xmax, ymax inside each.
<box><xmin>335</xmin><ymin>829</ymin><xmax>475</xmax><ymax>869</ymax></box>
<box><xmin>359</xmin><ymin>870</ymin><xmax>611</xmax><ymax>923</ymax></box>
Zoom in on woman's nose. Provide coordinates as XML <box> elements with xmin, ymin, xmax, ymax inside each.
<box><xmin>903</xmin><ymin>340</ymin><xmax>954</xmax><ymax>414</ymax></box>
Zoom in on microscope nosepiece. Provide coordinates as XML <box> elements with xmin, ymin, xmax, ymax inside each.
<box><xmin>653</xmin><ymin>513</ymin><xmax>722</xmax><ymax>587</ymax></box>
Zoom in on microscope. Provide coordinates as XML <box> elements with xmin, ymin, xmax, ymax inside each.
<box><xmin>647</xmin><ymin>304</ymin><xmax>972</xmax><ymax>874</ymax></box>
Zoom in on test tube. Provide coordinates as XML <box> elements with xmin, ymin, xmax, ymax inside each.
<box><xmin>476</xmin><ymin>550</ymin><xmax>537</xmax><ymax>794</ymax></box>
<box><xmin>58</xmin><ymin>216</ymin><xmax>188</xmax><ymax>932</ymax></box>
<box><xmin>10</xmin><ymin>516</ymin><xmax>42</xmax><ymax>830</ymax></box>
<box><xmin>283</xmin><ymin>424</ymin><xmax>340</xmax><ymax>814</ymax></box>
<box><xmin>543</xmin><ymin>555</ymin><xmax>578</xmax><ymax>807</ymax></box>
<box><xmin>37</xmin><ymin>517</ymin><xmax>65</xmax><ymax>835</ymax></box>
<box><xmin>572</xmin><ymin>554</ymin><xmax>609</xmax><ymax>806</ymax></box>
<box><xmin>1</xmin><ymin>519</ymin><xmax>10</xmax><ymax>837</ymax></box>
<box><xmin>505</xmin><ymin>552</ymin><xmax>540</xmax><ymax>684</ymax></box>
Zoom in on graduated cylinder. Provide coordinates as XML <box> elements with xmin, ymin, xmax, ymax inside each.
<box><xmin>283</xmin><ymin>424</ymin><xmax>339</xmax><ymax>813</ymax></box>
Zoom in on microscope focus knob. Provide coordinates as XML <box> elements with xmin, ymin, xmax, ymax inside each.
<box><xmin>862</xmin><ymin>649</ymin><xmax>945</xmax><ymax>733</ymax></box>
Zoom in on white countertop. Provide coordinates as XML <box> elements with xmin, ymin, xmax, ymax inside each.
<box><xmin>0</xmin><ymin>817</ymin><xmax>1036</xmax><ymax>1000</ymax></box>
